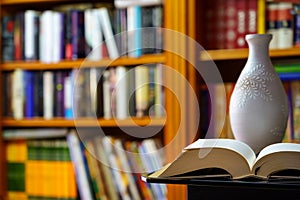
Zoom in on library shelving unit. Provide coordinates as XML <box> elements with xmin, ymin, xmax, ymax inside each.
<box><xmin>0</xmin><ymin>0</ymin><xmax>193</xmax><ymax>199</ymax></box>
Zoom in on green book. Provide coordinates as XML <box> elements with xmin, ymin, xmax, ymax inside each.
<box><xmin>274</xmin><ymin>63</ymin><xmax>300</xmax><ymax>73</ymax></box>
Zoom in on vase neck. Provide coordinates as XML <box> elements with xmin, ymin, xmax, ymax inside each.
<box><xmin>246</xmin><ymin>34</ymin><xmax>272</xmax><ymax>63</ymax></box>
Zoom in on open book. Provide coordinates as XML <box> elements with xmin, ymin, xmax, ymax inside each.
<box><xmin>148</xmin><ymin>139</ymin><xmax>300</xmax><ymax>180</ymax></box>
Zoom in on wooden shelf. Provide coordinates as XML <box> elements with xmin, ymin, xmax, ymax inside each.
<box><xmin>0</xmin><ymin>0</ymin><xmax>89</xmax><ymax>5</ymax></box>
<box><xmin>0</xmin><ymin>54</ymin><xmax>166</xmax><ymax>71</ymax></box>
<box><xmin>2</xmin><ymin>117</ymin><xmax>166</xmax><ymax>127</ymax></box>
<box><xmin>200</xmin><ymin>48</ymin><xmax>300</xmax><ymax>61</ymax></box>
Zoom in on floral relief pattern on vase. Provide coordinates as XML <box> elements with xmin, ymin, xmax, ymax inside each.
<box><xmin>235</xmin><ymin>63</ymin><xmax>275</xmax><ymax>108</ymax></box>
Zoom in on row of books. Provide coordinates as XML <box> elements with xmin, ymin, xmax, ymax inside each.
<box><xmin>199</xmin><ymin>76</ymin><xmax>300</xmax><ymax>141</ymax></box>
<box><xmin>266</xmin><ymin>2</ymin><xmax>300</xmax><ymax>49</ymax></box>
<box><xmin>1</xmin><ymin>4</ymin><xmax>163</xmax><ymax>63</ymax></box>
<box><xmin>3</xmin><ymin>64</ymin><xmax>164</xmax><ymax>120</ymax></box>
<box><xmin>5</xmin><ymin>128</ymin><xmax>167</xmax><ymax>200</ymax></box>
<box><xmin>202</xmin><ymin>0</ymin><xmax>258</xmax><ymax>50</ymax></box>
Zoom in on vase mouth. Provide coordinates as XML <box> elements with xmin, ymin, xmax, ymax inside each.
<box><xmin>245</xmin><ymin>34</ymin><xmax>272</xmax><ymax>40</ymax></box>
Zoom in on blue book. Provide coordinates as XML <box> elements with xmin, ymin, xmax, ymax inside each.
<box><xmin>278</xmin><ymin>72</ymin><xmax>300</xmax><ymax>81</ymax></box>
<box><xmin>24</xmin><ymin>71</ymin><xmax>34</xmax><ymax>118</ymax></box>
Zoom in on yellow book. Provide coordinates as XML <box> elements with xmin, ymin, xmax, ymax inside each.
<box><xmin>257</xmin><ymin>0</ymin><xmax>266</xmax><ymax>34</ymax></box>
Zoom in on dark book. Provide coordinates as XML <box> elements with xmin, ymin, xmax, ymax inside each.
<box><xmin>71</xmin><ymin>9</ymin><xmax>86</xmax><ymax>59</ymax></box>
<box><xmin>65</xmin><ymin>10</ymin><xmax>73</xmax><ymax>60</ymax></box>
<box><xmin>14</xmin><ymin>12</ymin><xmax>25</xmax><ymax>60</ymax></box>
<box><xmin>2</xmin><ymin>15</ymin><xmax>15</xmax><ymax>62</ymax></box>
<box><xmin>54</xmin><ymin>71</ymin><xmax>66</xmax><ymax>117</ymax></box>
<box><xmin>2</xmin><ymin>72</ymin><xmax>13</xmax><ymax>117</ymax></box>
<box><xmin>33</xmin><ymin>71</ymin><xmax>44</xmax><ymax>117</ymax></box>
<box><xmin>96</xmin><ymin>68</ymin><xmax>104</xmax><ymax>118</ymax></box>
<box><xmin>114</xmin><ymin>8</ymin><xmax>128</xmax><ymax>56</ymax></box>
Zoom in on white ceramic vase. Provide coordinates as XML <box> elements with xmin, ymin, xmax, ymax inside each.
<box><xmin>229</xmin><ymin>34</ymin><xmax>289</xmax><ymax>154</ymax></box>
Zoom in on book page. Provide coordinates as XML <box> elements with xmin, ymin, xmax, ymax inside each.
<box><xmin>256</xmin><ymin>142</ymin><xmax>300</xmax><ymax>161</ymax></box>
<box><xmin>252</xmin><ymin>143</ymin><xmax>300</xmax><ymax>178</ymax></box>
<box><xmin>185</xmin><ymin>139</ymin><xmax>257</xmax><ymax>169</ymax></box>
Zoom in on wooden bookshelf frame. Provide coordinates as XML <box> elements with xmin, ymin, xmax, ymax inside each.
<box><xmin>200</xmin><ymin>48</ymin><xmax>300</xmax><ymax>61</ymax></box>
<box><xmin>0</xmin><ymin>54</ymin><xmax>166</xmax><ymax>70</ymax></box>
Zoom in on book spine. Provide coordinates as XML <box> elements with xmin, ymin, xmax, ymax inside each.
<box><xmin>12</xmin><ymin>69</ymin><xmax>24</xmax><ymax>120</ymax></box>
<box><xmin>24</xmin><ymin>70</ymin><xmax>34</xmax><ymax>118</ymax></box>
<box><xmin>64</xmin><ymin>73</ymin><xmax>73</xmax><ymax>119</ymax></box>
<box><xmin>257</xmin><ymin>0</ymin><xmax>266</xmax><ymax>34</ymax></box>
<box><xmin>224</xmin><ymin>0</ymin><xmax>237</xmax><ymax>49</ymax></box>
<box><xmin>277</xmin><ymin>2</ymin><xmax>293</xmax><ymax>49</ymax></box>
<box><xmin>236</xmin><ymin>0</ymin><xmax>247</xmax><ymax>48</ymax></box>
<box><xmin>266</xmin><ymin>2</ymin><xmax>279</xmax><ymax>49</ymax></box>
<box><xmin>67</xmin><ymin>130</ymin><xmax>94</xmax><ymax>200</ymax></box>
<box><xmin>116</xmin><ymin>66</ymin><xmax>128</xmax><ymax>119</ymax></box>
<box><xmin>103</xmin><ymin>70</ymin><xmax>112</xmax><ymax>119</ymax></box>
<box><xmin>248</xmin><ymin>0</ymin><xmax>258</xmax><ymax>35</ymax></box>
<box><xmin>24</xmin><ymin>10</ymin><xmax>38</xmax><ymax>60</ymax></box>
<box><xmin>52</xmin><ymin>11</ymin><xmax>65</xmax><ymax>63</ymax></box>
<box><xmin>96</xmin><ymin>68</ymin><xmax>104</xmax><ymax>118</ymax></box>
<box><xmin>141</xmin><ymin>6</ymin><xmax>155</xmax><ymax>54</ymax></box>
<box><xmin>43</xmin><ymin>71</ymin><xmax>54</xmax><ymax>119</ymax></box>
<box><xmin>278</xmin><ymin>72</ymin><xmax>300</xmax><ymax>81</ymax></box>
<box><xmin>14</xmin><ymin>12</ymin><xmax>25</xmax><ymax>61</ymax></box>
<box><xmin>98</xmin><ymin>7</ymin><xmax>120</xmax><ymax>59</ymax></box>
<box><xmin>54</xmin><ymin>71</ymin><xmax>65</xmax><ymax>117</ymax></box>
<box><xmin>39</xmin><ymin>10</ymin><xmax>53</xmax><ymax>63</ymax></box>
<box><xmin>127</xmin><ymin>6</ymin><xmax>142</xmax><ymax>57</ymax></box>
<box><xmin>135</xmin><ymin>66</ymin><xmax>149</xmax><ymax>117</ymax></box>
<box><xmin>215</xmin><ymin>0</ymin><xmax>226</xmax><ymax>49</ymax></box>
<box><xmin>2</xmin><ymin>15</ymin><xmax>15</xmax><ymax>62</ymax></box>
<box><xmin>2</xmin><ymin>72</ymin><xmax>13</xmax><ymax>117</ymax></box>
<box><xmin>33</xmin><ymin>71</ymin><xmax>44</xmax><ymax>117</ymax></box>
<box><xmin>293</xmin><ymin>4</ymin><xmax>300</xmax><ymax>47</ymax></box>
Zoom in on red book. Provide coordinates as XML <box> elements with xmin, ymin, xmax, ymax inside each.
<box><xmin>248</xmin><ymin>0</ymin><xmax>258</xmax><ymax>35</ymax></box>
<box><xmin>224</xmin><ymin>0</ymin><xmax>237</xmax><ymax>49</ymax></box>
<box><xmin>236</xmin><ymin>0</ymin><xmax>248</xmax><ymax>48</ymax></box>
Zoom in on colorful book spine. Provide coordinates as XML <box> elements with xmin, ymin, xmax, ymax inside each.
<box><xmin>127</xmin><ymin>6</ymin><xmax>142</xmax><ymax>57</ymax></box>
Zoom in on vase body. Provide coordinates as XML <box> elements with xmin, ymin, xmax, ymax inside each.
<box><xmin>229</xmin><ymin>34</ymin><xmax>289</xmax><ymax>154</ymax></box>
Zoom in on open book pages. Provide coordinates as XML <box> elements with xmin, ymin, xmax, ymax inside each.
<box><xmin>148</xmin><ymin>139</ymin><xmax>300</xmax><ymax>180</ymax></box>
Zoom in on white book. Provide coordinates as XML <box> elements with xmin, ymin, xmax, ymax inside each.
<box><xmin>52</xmin><ymin>11</ymin><xmax>64</xmax><ymax>63</ymax></box>
<box><xmin>12</xmin><ymin>69</ymin><xmax>24</xmax><ymax>120</ymax></box>
<box><xmin>116</xmin><ymin>66</ymin><xmax>128</xmax><ymax>119</ymax></box>
<box><xmin>135</xmin><ymin>66</ymin><xmax>149</xmax><ymax>117</ymax></box>
<box><xmin>85</xmin><ymin>9</ymin><xmax>103</xmax><ymax>61</ymax></box>
<box><xmin>114</xmin><ymin>0</ymin><xmax>163</xmax><ymax>8</ymax></box>
<box><xmin>24</xmin><ymin>10</ymin><xmax>39</xmax><ymax>60</ymax></box>
<box><xmin>39</xmin><ymin>10</ymin><xmax>53</xmax><ymax>63</ymax></box>
<box><xmin>277</xmin><ymin>2</ymin><xmax>293</xmax><ymax>49</ymax></box>
<box><xmin>67</xmin><ymin>130</ymin><xmax>94</xmax><ymax>200</ymax></box>
<box><xmin>43</xmin><ymin>71</ymin><xmax>54</xmax><ymax>119</ymax></box>
<box><xmin>3</xmin><ymin>128</ymin><xmax>68</xmax><ymax>140</ymax></box>
<box><xmin>98</xmin><ymin>7</ymin><xmax>119</xmax><ymax>59</ymax></box>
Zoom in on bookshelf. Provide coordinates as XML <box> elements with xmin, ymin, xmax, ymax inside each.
<box><xmin>3</xmin><ymin>0</ymin><xmax>300</xmax><ymax>199</ymax></box>
<box><xmin>0</xmin><ymin>0</ymin><xmax>193</xmax><ymax>199</ymax></box>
